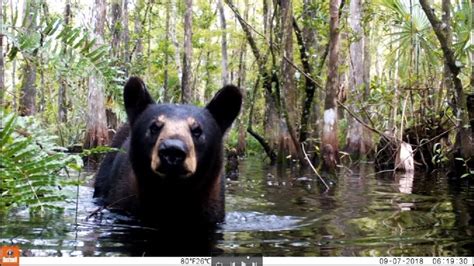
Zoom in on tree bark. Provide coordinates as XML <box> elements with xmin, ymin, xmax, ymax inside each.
<box><xmin>163</xmin><ymin>0</ymin><xmax>171</xmax><ymax>101</ymax></box>
<box><xmin>263</xmin><ymin>0</ymin><xmax>271</xmax><ymax>39</ymax></box>
<box><xmin>133</xmin><ymin>0</ymin><xmax>144</xmax><ymax>58</ymax></box>
<box><xmin>298</xmin><ymin>1</ymin><xmax>345</xmax><ymax>145</ymax></box>
<box><xmin>170</xmin><ymin>1</ymin><xmax>182</xmax><ymax>87</ymax></box>
<box><xmin>321</xmin><ymin>0</ymin><xmax>342</xmax><ymax>170</ymax></box>
<box><xmin>419</xmin><ymin>0</ymin><xmax>473</xmax><ymax>159</ymax></box>
<box><xmin>363</xmin><ymin>13</ymin><xmax>371</xmax><ymax>101</ymax></box>
<box><xmin>294</xmin><ymin>18</ymin><xmax>317</xmax><ymax>143</ymax></box>
<box><xmin>345</xmin><ymin>0</ymin><xmax>372</xmax><ymax>157</ymax></box>
<box><xmin>280</xmin><ymin>0</ymin><xmax>295</xmax><ymax>111</ymax></box>
<box><xmin>217</xmin><ymin>0</ymin><xmax>229</xmax><ymax>85</ymax></box>
<box><xmin>9</xmin><ymin>0</ymin><xmax>16</xmax><ymax>111</ymax></box>
<box><xmin>247</xmin><ymin>77</ymin><xmax>277</xmax><ymax>163</ymax></box>
<box><xmin>362</xmin><ymin>8</ymin><xmax>374</xmax><ymax>154</ymax></box>
<box><xmin>0</xmin><ymin>0</ymin><xmax>4</xmax><ymax>108</ymax></box>
<box><xmin>123</xmin><ymin>0</ymin><xmax>130</xmax><ymax>75</ymax></box>
<box><xmin>226</xmin><ymin>0</ymin><xmax>277</xmax><ymax>161</ymax></box>
<box><xmin>191</xmin><ymin>49</ymin><xmax>204</xmax><ymax>102</ymax></box>
<box><xmin>58</xmin><ymin>0</ymin><xmax>71</xmax><ymax>123</ymax></box>
<box><xmin>19</xmin><ymin>0</ymin><xmax>38</xmax><ymax>116</ymax></box>
<box><xmin>111</xmin><ymin>0</ymin><xmax>122</xmax><ymax>59</ymax></box>
<box><xmin>279</xmin><ymin>0</ymin><xmax>304</xmax><ymax>162</ymax></box>
<box><xmin>39</xmin><ymin>2</ymin><xmax>48</xmax><ymax>114</ymax></box>
<box><xmin>105</xmin><ymin>0</ymin><xmax>122</xmax><ymax>132</ymax></box>
<box><xmin>236</xmin><ymin>0</ymin><xmax>249</xmax><ymax>155</ymax></box>
<box><xmin>436</xmin><ymin>0</ymin><xmax>452</xmax><ymax>112</ymax></box>
<box><xmin>181</xmin><ymin>0</ymin><xmax>193</xmax><ymax>103</ymax></box>
<box><xmin>84</xmin><ymin>0</ymin><xmax>109</xmax><ymax>151</ymax></box>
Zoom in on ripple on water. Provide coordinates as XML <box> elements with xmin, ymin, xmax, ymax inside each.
<box><xmin>222</xmin><ymin>211</ymin><xmax>303</xmax><ymax>232</ymax></box>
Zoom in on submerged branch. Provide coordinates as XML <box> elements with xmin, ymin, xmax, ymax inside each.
<box><xmin>301</xmin><ymin>143</ymin><xmax>330</xmax><ymax>191</ymax></box>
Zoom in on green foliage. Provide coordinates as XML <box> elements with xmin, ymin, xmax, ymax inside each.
<box><xmin>378</xmin><ymin>0</ymin><xmax>438</xmax><ymax>85</ymax></box>
<box><xmin>225</xmin><ymin>127</ymin><xmax>263</xmax><ymax>157</ymax></box>
<box><xmin>4</xmin><ymin>2</ymin><xmax>124</xmax><ymax>145</ymax></box>
<box><xmin>7</xmin><ymin>11</ymin><xmax>122</xmax><ymax>92</ymax></box>
<box><xmin>452</xmin><ymin>0</ymin><xmax>473</xmax><ymax>71</ymax></box>
<box><xmin>0</xmin><ymin>110</ymin><xmax>82</xmax><ymax>212</ymax></box>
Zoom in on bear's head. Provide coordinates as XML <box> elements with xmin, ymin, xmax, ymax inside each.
<box><xmin>123</xmin><ymin>77</ymin><xmax>242</xmax><ymax>187</ymax></box>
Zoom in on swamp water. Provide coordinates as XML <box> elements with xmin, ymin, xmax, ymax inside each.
<box><xmin>1</xmin><ymin>159</ymin><xmax>473</xmax><ymax>256</ymax></box>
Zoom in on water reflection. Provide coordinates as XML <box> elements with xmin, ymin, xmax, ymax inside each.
<box><xmin>397</xmin><ymin>172</ymin><xmax>415</xmax><ymax>210</ymax></box>
<box><xmin>0</xmin><ymin>159</ymin><xmax>473</xmax><ymax>256</ymax></box>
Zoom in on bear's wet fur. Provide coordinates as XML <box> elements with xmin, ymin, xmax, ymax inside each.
<box><xmin>94</xmin><ymin>77</ymin><xmax>242</xmax><ymax>227</ymax></box>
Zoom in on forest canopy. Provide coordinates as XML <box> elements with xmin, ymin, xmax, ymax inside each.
<box><xmin>0</xmin><ymin>0</ymin><xmax>473</xmax><ymax>175</ymax></box>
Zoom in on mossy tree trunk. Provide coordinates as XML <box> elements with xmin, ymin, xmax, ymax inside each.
<box><xmin>345</xmin><ymin>0</ymin><xmax>372</xmax><ymax>157</ymax></box>
<box><xmin>0</xmin><ymin>0</ymin><xmax>4</xmax><ymax>108</ymax></box>
<box><xmin>181</xmin><ymin>0</ymin><xmax>193</xmax><ymax>104</ymax></box>
<box><xmin>236</xmin><ymin>0</ymin><xmax>249</xmax><ymax>156</ymax></box>
<box><xmin>84</xmin><ymin>0</ymin><xmax>109</xmax><ymax>152</ymax></box>
<box><xmin>321</xmin><ymin>0</ymin><xmax>342</xmax><ymax>171</ymax></box>
<box><xmin>420</xmin><ymin>0</ymin><xmax>473</xmax><ymax>160</ymax></box>
<box><xmin>19</xmin><ymin>0</ymin><xmax>38</xmax><ymax>116</ymax></box>
<box><xmin>58</xmin><ymin>0</ymin><xmax>71</xmax><ymax>123</ymax></box>
<box><xmin>217</xmin><ymin>0</ymin><xmax>228</xmax><ymax>86</ymax></box>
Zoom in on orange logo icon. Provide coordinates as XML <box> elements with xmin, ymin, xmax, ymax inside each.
<box><xmin>0</xmin><ymin>246</ymin><xmax>20</xmax><ymax>266</ymax></box>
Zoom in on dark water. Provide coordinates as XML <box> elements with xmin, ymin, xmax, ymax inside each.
<box><xmin>1</xmin><ymin>159</ymin><xmax>473</xmax><ymax>256</ymax></box>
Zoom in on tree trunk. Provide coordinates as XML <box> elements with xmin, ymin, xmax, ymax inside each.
<box><xmin>363</xmin><ymin>14</ymin><xmax>371</xmax><ymax>101</ymax></box>
<box><xmin>226</xmin><ymin>0</ymin><xmax>277</xmax><ymax>161</ymax></box>
<box><xmin>203</xmin><ymin>50</ymin><xmax>212</xmax><ymax>99</ymax></box>
<box><xmin>111</xmin><ymin>0</ymin><xmax>122</xmax><ymax>59</ymax></box>
<box><xmin>84</xmin><ymin>0</ymin><xmax>109</xmax><ymax>151</ymax></box>
<box><xmin>106</xmin><ymin>0</ymin><xmax>122</xmax><ymax>132</ymax></box>
<box><xmin>345</xmin><ymin>0</ymin><xmax>371</xmax><ymax>157</ymax></box>
<box><xmin>163</xmin><ymin>0</ymin><xmax>171</xmax><ymax>101</ymax></box>
<box><xmin>247</xmin><ymin>77</ymin><xmax>277</xmax><ymax>163</ymax></box>
<box><xmin>0</xmin><ymin>0</ymin><xmax>4</xmax><ymax>108</ymax></box>
<box><xmin>170</xmin><ymin>1</ymin><xmax>182</xmax><ymax>87</ymax></box>
<box><xmin>259</xmin><ymin>2</ymin><xmax>279</xmax><ymax>155</ymax></box>
<box><xmin>294</xmin><ymin>18</ymin><xmax>317</xmax><ymax>144</ymax></box>
<box><xmin>19</xmin><ymin>0</ymin><xmax>38</xmax><ymax>116</ymax></box>
<box><xmin>436</xmin><ymin>0</ymin><xmax>452</xmax><ymax>113</ymax></box>
<box><xmin>134</xmin><ymin>0</ymin><xmax>144</xmax><ymax>58</ymax></box>
<box><xmin>297</xmin><ymin>0</ymin><xmax>319</xmax><ymax>143</ymax></box>
<box><xmin>217</xmin><ymin>0</ymin><xmax>229</xmax><ymax>85</ymax></box>
<box><xmin>181</xmin><ymin>0</ymin><xmax>193</xmax><ymax>104</ymax></box>
<box><xmin>58</xmin><ymin>0</ymin><xmax>71</xmax><ymax>123</ymax></box>
<box><xmin>419</xmin><ymin>0</ymin><xmax>473</xmax><ymax>159</ymax></box>
<box><xmin>191</xmin><ymin>49</ymin><xmax>204</xmax><ymax>102</ymax></box>
<box><xmin>39</xmin><ymin>3</ymin><xmax>45</xmax><ymax>114</ymax></box>
<box><xmin>279</xmin><ymin>0</ymin><xmax>304</xmax><ymax>162</ymax></box>
<box><xmin>236</xmin><ymin>0</ymin><xmax>249</xmax><ymax>155</ymax></box>
<box><xmin>9</xmin><ymin>0</ymin><xmax>17</xmax><ymax>111</ymax></box>
<box><xmin>362</xmin><ymin>10</ymin><xmax>373</xmax><ymax>154</ymax></box>
<box><xmin>321</xmin><ymin>0</ymin><xmax>342</xmax><ymax>170</ymax></box>
<box><xmin>263</xmin><ymin>0</ymin><xmax>271</xmax><ymax>38</ymax></box>
<box><xmin>123</xmin><ymin>0</ymin><xmax>130</xmax><ymax>75</ymax></box>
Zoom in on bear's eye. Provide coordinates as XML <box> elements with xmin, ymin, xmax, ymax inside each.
<box><xmin>190</xmin><ymin>124</ymin><xmax>202</xmax><ymax>138</ymax></box>
<box><xmin>149</xmin><ymin>122</ymin><xmax>163</xmax><ymax>135</ymax></box>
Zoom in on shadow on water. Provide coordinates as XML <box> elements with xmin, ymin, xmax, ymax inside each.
<box><xmin>0</xmin><ymin>158</ymin><xmax>473</xmax><ymax>256</ymax></box>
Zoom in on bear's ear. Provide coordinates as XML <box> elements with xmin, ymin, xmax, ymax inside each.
<box><xmin>206</xmin><ymin>85</ymin><xmax>242</xmax><ymax>133</ymax></box>
<box><xmin>124</xmin><ymin>77</ymin><xmax>155</xmax><ymax>125</ymax></box>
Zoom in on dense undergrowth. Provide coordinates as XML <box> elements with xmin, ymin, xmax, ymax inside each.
<box><xmin>0</xmin><ymin>109</ymin><xmax>83</xmax><ymax>213</ymax></box>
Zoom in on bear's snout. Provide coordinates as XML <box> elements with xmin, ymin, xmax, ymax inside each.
<box><xmin>159</xmin><ymin>139</ymin><xmax>188</xmax><ymax>167</ymax></box>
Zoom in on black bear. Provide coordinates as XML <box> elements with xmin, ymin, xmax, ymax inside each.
<box><xmin>93</xmin><ymin>77</ymin><xmax>242</xmax><ymax>227</ymax></box>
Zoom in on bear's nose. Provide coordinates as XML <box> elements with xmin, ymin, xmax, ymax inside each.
<box><xmin>158</xmin><ymin>139</ymin><xmax>188</xmax><ymax>167</ymax></box>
